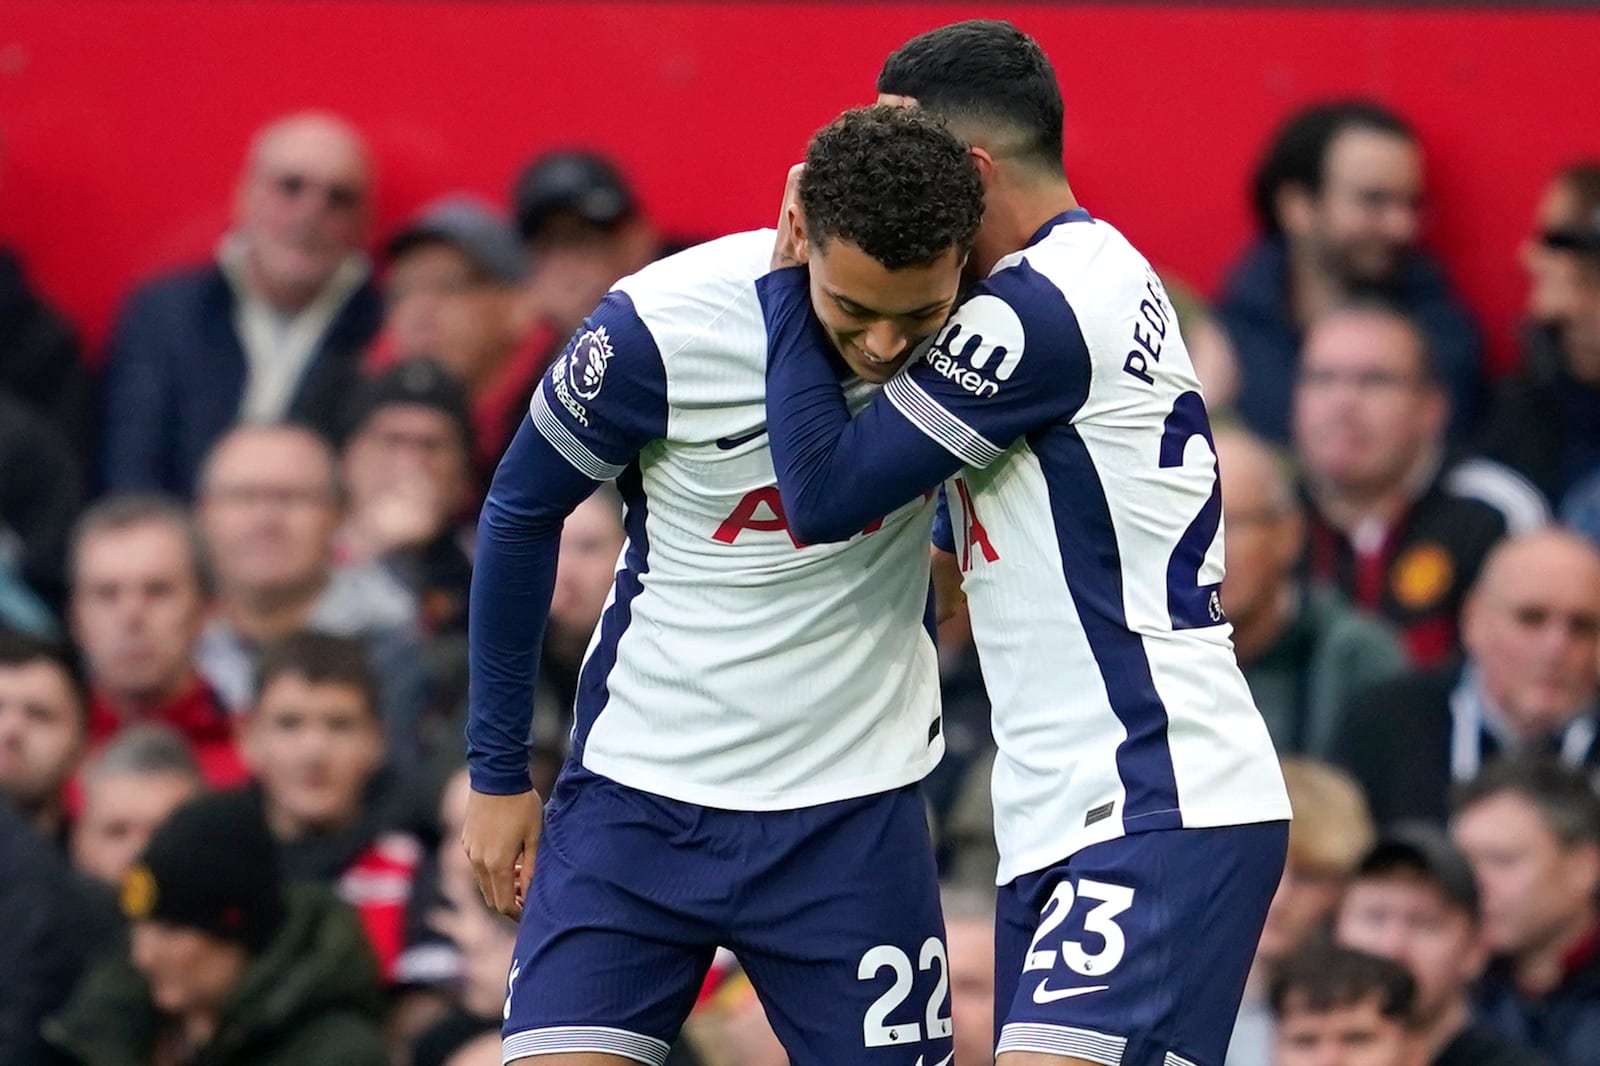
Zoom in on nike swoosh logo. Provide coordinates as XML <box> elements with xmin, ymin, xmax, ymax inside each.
<box><xmin>1032</xmin><ymin>981</ymin><xmax>1110</xmax><ymax>1004</ymax></box>
<box><xmin>912</xmin><ymin>1053</ymin><xmax>954</xmax><ymax>1066</ymax></box>
<box><xmin>715</xmin><ymin>427</ymin><xmax>766</xmax><ymax>450</ymax></box>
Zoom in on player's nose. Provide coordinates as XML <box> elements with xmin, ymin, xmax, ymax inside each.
<box><xmin>862</xmin><ymin>321</ymin><xmax>910</xmax><ymax>361</ymax></box>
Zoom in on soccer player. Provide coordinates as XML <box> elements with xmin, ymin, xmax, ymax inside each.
<box><xmin>760</xmin><ymin>21</ymin><xmax>1292</xmax><ymax>1066</ymax></box>
<box><xmin>463</xmin><ymin>105</ymin><xmax>983</xmax><ymax>1066</ymax></box>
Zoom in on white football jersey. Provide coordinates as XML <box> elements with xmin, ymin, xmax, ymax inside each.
<box><xmin>886</xmin><ymin>211</ymin><xmax>1291</xmax><ymax>882</ymax></box>
<box><xmin>531</xmin><ymin>230</ymin><xmax>942</xmax><ymax>810</ymax></box>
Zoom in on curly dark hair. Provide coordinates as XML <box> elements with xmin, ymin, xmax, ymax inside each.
<box><xmin>799</xmin><ymin>104</ymin><xmax>983</xmax><ymax>271</ymax></box>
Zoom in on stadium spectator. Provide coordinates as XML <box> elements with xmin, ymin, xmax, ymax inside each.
<box><xmin>1218</xmin><ymin>100</ymin><xmax>1482</xmax><ymax>443</ymax></box>
<box><xmin>0</xmin><ymin>390</ymin><xmax>82</xmax><ymax>614</ymax></box>
<box><xmin>1336</xmin><ymin>826</ymin><xmax>1534</xmax><ymax>1066</ymax></box>
<box><xmin>70</xmin><ymin>724</ymin><xmax>203</xmax><ymax>888</ymax></box>
<box><xmin>380</xmin><ymin>197</ymin><xmax>537</xmax><ymax>480</ymax></box>
<box><xmin>1293</xmin><ymin>301</ymin><xmax>1546</xmax><ymax>667</ymax></box>
<box><xmin>1480</xmin><ymin>165</ymin><xmax>1600</xmax><ymax>511</ymax></box>
<box><xmin>1167</xmin><ymin>274</ymin><xmax>1243</xmax><ymax>414</ymax></box>
<box><xmin>0</xmin><ymin>797</ymin><xmax>118</xmax><ymax>1066</ymax></box>
<box><xmin>942</xmin><ymin>885</ymin><xmax>997</xmax><ymax>1066</ymax></box>
<box><xmin>98</xmin><ymin>112</ymin><xmax>382</xmax><ymax>498</ymax></box>
<box><xmin>338</xmin><ymin>359</ymin><xmax>475</xmax><ymax>637</ymax></box>
<box><xmin>44</xmin><ymin>790</ymin><xmax>386</xmax><ymax>1065</ymax></box>
<box><xmin>502</xmin><ymin>150</ymin><xmax>666</xmax><ymax>451</ymax></box>
<box><xmin>1452</xmin><ymin>758</ymin><xmax>1600</xmax><ymax>1066</ymax></box>
<box><xmin>241</xmin><ymin>631</ymin><xmax>422</xmax><ymax>982</ymax></box>
<box><xmin>0</xmin><ymin>629</ymin><xmax>84</xmax><ymax>840</ymax></box>
<box><xmin>192</xmin><ymin>424</ymin><xmax>431</xmax><ymax>763</ymax></box>
<box><xmin>1335</xmin><ymin>529</ymin><xmax>1600</xmax><ymax>827</ymax></box>
<box><xmin>0</xmin><ymin>235</ymin><xmax>92</xmax><ymax>466</ymax></box>
<box><xmin>1230</xmin><ymin>758</ymin><xmax>1376</xmax><ymax>1066</ymax></box>
<box><xmin>1270</xmin><ymin>943</ymin><xmax>1422</xmax><ymax>1066</ymax></box>
<box><xmin>69</xmin><ymin>494</ymin><xmax>246</xmax><ymax>786</ymax></box>
<box><xmin>1216</xmin><ymin>425</ymin><xmax>1408</xmax><ymax>755</ymax></box>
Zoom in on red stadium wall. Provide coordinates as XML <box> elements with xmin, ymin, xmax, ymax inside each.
<box><xmin>1</xmin><ymin>1</ymin><xmax>1597</xmax><ymax>372</ymax></box>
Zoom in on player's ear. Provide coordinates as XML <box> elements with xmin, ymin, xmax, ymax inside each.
<box><xmin>784</xmin><ymin>202</ymin><xmax>811</xmax><ymax>266</ymax></box>
<box><xmin>967</xmin><ymin>145</ymin><xmax>998</xmax><ymax>184</ymax></box>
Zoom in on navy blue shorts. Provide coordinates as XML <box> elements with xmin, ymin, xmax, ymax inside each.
<box><xmin>502</xmin><ymin>766</ymin><xmax>953</xmax><ymax>1066</ymax></box>
<box><xmin>995</xmin><ymin>822</ymin><xmax>1287</xmax><ymax>1066</ymax></box>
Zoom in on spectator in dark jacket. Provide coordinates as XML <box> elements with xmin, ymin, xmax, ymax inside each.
<box><xmin>44</xmin><ymin>790</ymin><xmax>386</xmax><ymax>1066</ymax></box>
<box><xmin>98</xmin><ymin>112</ymin><xmax>381</xmax><ymax>498</ymax></box>
<box><xmin>0</xmin><ymin>390</ymin><xmax>82</xmax><ymax>613</ymax></box>
<box><xmin>0</xmin><ymin>246</ymin><xmax>92</xmax><ymax>465</ymax></box>
<box><xmin>1218</xmin><ymin>100</ymin><xmax>1483</xmax><ymax>443</ymax></box>
<box><xmin>1479</xmin><ymin>164</ymin><xmax>1600</xmax><ymax>512</ymax></box>
<box><xmin>0</xmin><ymin>630</ymin><xmax>86</xmax><ymax>841</ymax></box>
<box><xmin>1293</xmin><ymin>302</ymin><xmax>1545</xmax><ymax>667</ymax></box>
<box><xmin>1335</xmin><ymin>529</ymin><xmax>1600</xmax><ymax>827</ymax></box>
<box><xmin>1453</xmin><ymin>758</ymin><xmax>1600</xmax><ymax>1066</ymax></box>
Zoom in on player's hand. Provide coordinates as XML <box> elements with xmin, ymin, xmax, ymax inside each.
<box><xmin>771</xmin><ymin>163</ymin><xmax>805</xmax><ymax>270</ymax></box>
<box><xmin>462</xmin><ymin>787</ymin><xmax>543</xmax><ymax>919</ymax></box>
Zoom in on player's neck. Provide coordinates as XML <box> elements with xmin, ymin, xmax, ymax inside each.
<box><xmin>971</xmin><ymin>175</ymin><xmax>1079</xmax><ymax>277</ymax></box>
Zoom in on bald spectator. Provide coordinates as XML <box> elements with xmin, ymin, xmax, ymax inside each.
<box><xmin>1295</xmin><ymin>301</ymin><xmax>1546</xmax><ymax>667</ymax></box>
<box><xmin>193</xmin><ymin>425</ymin><xmax>431</xmax><ymax>766</ymax></box>
<box><xmin>1218</xmin><ymin>100</ymin><xmax>1482</xmax><ymax>443</ymax></box>
<box><xmin>1453</xmin><ymin>758</ymin><xmax>1600</xmax><ymax>1066</ymax></box>
<box><xmin>70</xmin><ymin>724</ymin><xmax>202</xmax><ymax>887</ymax></box>
<box><xmin>0</xmin><ymin>629</ymin><xmax>85</xmax><ymax>841</ymax></box>
<box><xmin>99</xmin><ymin>112</ymin><xmax>382</xmax><ymax>498</ymax></box>
<box><xmin>1336</xmin><ymin>529</ymin><xmax>1600</xmax><ymax>828</ymax></box>
<box><xmin>1229</xmin><ymin>758</ymin><xmax>1377</xmax><ymax>1066</ymax></box>
<box><xmin>1217</xmin><ymin>426</ymin><xmax>1407</xmax><ymax>755</ymax></box>
<box><xmin>381</xmin><ymin>198</ymin><xmax>539</xmax><ymax>479</ymax></box>
<box><xmin>70</xmin><ymin>495</ymin><xmax>245</xmax><ymax>786</ymax></box>
<box><xmin>1481</xmin><ymin>165</ymin><xmax>1600</xmax><ymax>516</ymax></box>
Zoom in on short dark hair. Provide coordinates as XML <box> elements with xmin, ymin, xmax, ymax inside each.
<box><xmin>1251</xmin><ymin>100</ymin><xmax>1415</xmax><ymax>236</ymax></box>
<box><xmin>254</xmin><ymin>631</ymin><xmax>378</xmax><ymax>720</ymax></box>
<box><xmin>877</xmin><ymin>20</ymin><xmax>1065</xmax><ymax>176</ymax></box>
<box><xmin>69</xmin><ymin>493</ymin><xmax>213</xmax><ymax>598</ymax></box>
<box><xmin>1270</xmin><ymin>943</ymin><xmax>1416</xmax><ymax>1023</ymax></box>
<box><xmin>1452</xmin><ymin>755</ymin><xmax>1600</xmax><ymax>849</ymax></box>
<box><xmin>0</xmin><ymin>627</ymin><xmax>87</xmax><ymax>719</ymax></box>
<box><xmin>799</xmin><ymin>104</ymin><xmax>983</xmax><ymax>271</ymax></box>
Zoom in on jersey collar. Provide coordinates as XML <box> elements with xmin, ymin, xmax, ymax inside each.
<box><xmin>1025</xmin><ymin>207</ymin><xmax>1094</xmax><ymax>249</ymax></box>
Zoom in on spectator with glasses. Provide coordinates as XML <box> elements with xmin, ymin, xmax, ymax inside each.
<box><xmin>1292</xmin><ymin>300</ymin><xmax>1545</xmax><ymax>667</ymax></box>
<box><xmin>98</xmin><ymin>112</ymin><xmax>382</xmax><ymax>498</ymax></box>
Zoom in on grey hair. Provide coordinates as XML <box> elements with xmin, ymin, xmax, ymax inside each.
<box><xmin>69</xmin><ymin>493</ymin><xmax>213</xmax><ymax>597</ymax></box>
<box><xmin>80</xmin><ymin>724</ymin><xmax>203</xmax><ymax>789</ymax></box>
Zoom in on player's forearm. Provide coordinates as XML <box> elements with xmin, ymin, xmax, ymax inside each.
<box><xmin>466</xmin><ymin>422</ymin><xmax>595</xmax><ymax>794</ymax></box>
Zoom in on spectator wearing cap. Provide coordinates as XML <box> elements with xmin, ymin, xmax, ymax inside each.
<box><xmin>192</xmin><ymin>423</ymin><xmax>433</xmax><ymax>769</ymax></box>
<box><xmin>507</xmin><ymin>151</ymin><xmax>667</xmax><ymax>451</ymax></box>
<box><xmin>1335</xmin><ymin>529</ymin><xmax>1600</xmax><ymax>828</ymax></box>
<box><xmin>70</xmin><ymin>725</ymin><xmax>204</xmax><ymax>889</ymax></box>
<box><xmin>380</xmin><ymin>197</ymin><xmax>541</xmax><ymax>479</ymax></box>
<box><xmin>1217</xmin><ymin>100</ymin><xmax>1483</xmax><ymax>445</ymax></box>
<box><xmin>339</xmin><ymin>359</ymin><xmax>475</xmax><ymax>637</ymax></box>
<box><xmin>1337</xmin><ymin>826</ymin><xmax>1536</xmax><ymax>1066</ymax></box>
<box><xmin>98</xmin><ymin>113</ymin><xmax>382</xmax><ymax>498</ymax></box>
<box><xmin>240</xmin><ymin>632</ymin><xmax>423</xmax><ymax>983</ymax></box>
<box><xmin>1480</xmin><ymin>166</ymin><xmax>1600</xmax><ymax>514</ymax></box>
<box><xmin>44</xmin><ymin>790</ymin><xmax>386</xmax><ymax>1066</ymax></box>
<box><xmin>0</xmin><ymin>629</ymin><xmax>85</xmax><ymax>841</ymax></box>
<box><xmin>1270</xmin><ymin>944</ymin><xmax>1422</xmax><ymax>1066</ymax></box>
<box><xmin>69</xmin><ymin>494</ymin><xmax>247</xmax><ymax>787</ymax></box>
<box><xmin>1452</xmin><ymin>758</ymin><xmax>1600</xmax><ymax>1066</ymax></box>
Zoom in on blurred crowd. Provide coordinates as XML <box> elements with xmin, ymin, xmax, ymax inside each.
<box><xmin>1</xmin><ymin>98</ymin><xmax>1599</xmax><ymax>1066</ymax></box>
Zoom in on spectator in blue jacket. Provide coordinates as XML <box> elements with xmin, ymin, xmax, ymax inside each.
<box><xmin>97</xmin><ymin>112</ymin><xmax>382</xmax><ymax>498</ymax></box>
<box><xmin>1218</xmin><ymin>100</ymin><xmax>1484</xmax><ymax>443</ymax></box>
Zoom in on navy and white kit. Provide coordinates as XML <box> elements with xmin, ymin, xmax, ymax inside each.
<box><xmin>468</xmin><ymin>230</ymin><xmax>952</xmax><ymax>1066</ymax></box>
<box><xmin>762</xmin><ymin>209</ymin><xmax>1292</xmax><ymax>1066</ymax></box>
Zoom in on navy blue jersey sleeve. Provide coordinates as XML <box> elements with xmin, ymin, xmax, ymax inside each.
<box><xmin>759</xmin><ymin>267</ymin><xmax>964</xmax><ymax>545</ymax></box>
<box><xmin>466</xmin><ymin>294</ymin><xmax>667</xmax><ymax>794</ymax></box>
<box><xmin>886</xmin><ymin>259</ymin><xmax>1091</xmax><ymax>469</ymax></box>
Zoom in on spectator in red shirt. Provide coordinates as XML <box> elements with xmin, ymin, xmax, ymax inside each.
<box><xmin>241</xmin><ymin>631</ymin><xmax>422</xmax><ymax>982</ymax></box>
<box><xmin>68</xmin><ymin>494</ymin><xmax>246</xmax><ymax>787</ymax></box>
